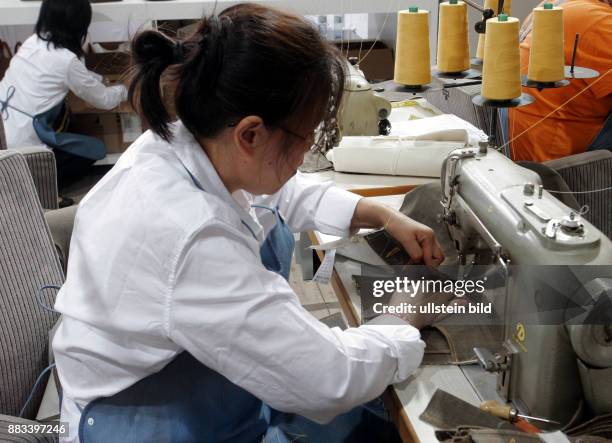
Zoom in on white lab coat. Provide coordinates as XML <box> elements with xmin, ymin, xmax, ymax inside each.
<box><xmin>0</xmin><ymin>35</ymin><xmax>126</xmax><ymax>149</ymax></box>
<box><xmin>53</xmin><ymin>121</ymin><xmax>425</xmax><ymax>442</ymax></box>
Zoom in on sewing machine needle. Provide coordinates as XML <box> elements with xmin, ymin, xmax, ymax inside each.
<box><xmin>516</xmin><ymin>414</ymin><xmax>561</xmax><ymax>425</ymax></box>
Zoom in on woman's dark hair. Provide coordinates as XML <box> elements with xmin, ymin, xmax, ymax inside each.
<box><xmin>129</xmin><ymin>3</ymin><xmax>346</xmax><ymax>148</ymax></box>
<box><xmin>35</xmin><ymin>0</ymin><xmax>92</xmax><ymax>58</ymax></box>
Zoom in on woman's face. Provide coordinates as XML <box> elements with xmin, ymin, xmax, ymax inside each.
<box><xmin>251</xmin><ymin>125</ymin><xmax>314</xmax><ymax>194</ymax></box>
<box><xmin>223</xmin><ymin>115</ymin><xmax>318</xmax><ymax>195</ymax></box>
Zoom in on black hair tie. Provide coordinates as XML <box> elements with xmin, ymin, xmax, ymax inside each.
<box><xmin>172</xmin><ymin>42</ymin><xmax>186</xmax><ymax>64</ymax></box>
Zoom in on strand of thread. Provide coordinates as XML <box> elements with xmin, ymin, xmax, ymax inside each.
<box><xmin>547</xmin><ymin>186</ymin><xmax>612</xmax><ymax>195</ymax></box>
<box><xmin>505</xmin><ymin>68</ymin><xmax>612</xmax><ymax>156</ymax></box>
<box><xmin>358</xmin><ymin>0</ymin><xmax>397</xmax><ymax>64</ymax></box>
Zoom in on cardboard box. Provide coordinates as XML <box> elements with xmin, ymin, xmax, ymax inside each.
<box><xmin>84</xmin><ymin>49</ymin><xmax>131</xmax><ymax>77</ymax></box>
<box><xmin>67</xmin><ymin>44</ymin><xmax>178</xmax><ymax>154</ymax></box>
<box><xmin>68</xmin><ymin>113</ymin><xmax>126</xmax><ymax>153</ymax></box>
<box><xmin>67</xmin><ymin>46</ymin><xmax>140</xmax><ymax>153</ymax></box>
<box><xmin>335</xmin><ymin>41</ymin><xmax>395</xmax><ymax>82</ymax></box>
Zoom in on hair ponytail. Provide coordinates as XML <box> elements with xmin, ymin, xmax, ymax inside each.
<box><xmin>130</xmin><ymin>4</ymin><xmax>345</xmax><ymax>148</ymax></box>
<box><xmin>129</xmin><ymin>30</ymin><xmax>184</xmax><ymax>141</ymax></box>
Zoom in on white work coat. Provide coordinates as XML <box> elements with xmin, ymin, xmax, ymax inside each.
<box><xmin>0</xmin><ymin>35</ymin><xmax>126</xmax><ymax>149</ymax></box>
<box><xmin>53</xmin><ymin>121</ymin><xmax>425</xmax><ymax>442</ymax></box>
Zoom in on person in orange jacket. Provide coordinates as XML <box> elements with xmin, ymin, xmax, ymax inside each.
<box><xmin>508</xmin><ymin>0</ymin><xmax>611</xmax><ymax>162</ymax></box>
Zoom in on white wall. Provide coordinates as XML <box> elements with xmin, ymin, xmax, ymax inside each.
<box><xmin>0</xmin><ymin>24</ymin><xmax>32</xmax><ymax>52</ymax></box>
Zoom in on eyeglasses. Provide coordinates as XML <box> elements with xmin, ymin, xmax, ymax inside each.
<box><xmin>228</xmin><ymin>121</ymin><xmax>325</xmax><ymax>153</ymax></box>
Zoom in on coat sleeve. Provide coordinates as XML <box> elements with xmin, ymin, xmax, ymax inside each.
<box><xmin>255</xmin><ymin>172</ymin><xmax>363</xmax><ymax>237</ymax></box>
<box><xmin>167</xmin><ymin>219</ymin><xmax>424</xmax><ymax>423</ymax></box>
<box><xmin>66</xmin><ymin>57</ymin><xmax>127</xmax><ymax>110</ymax></box>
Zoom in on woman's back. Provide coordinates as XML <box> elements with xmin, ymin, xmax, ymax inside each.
<box><xmin>0</xmin><ymin>34</ymin><xmax>75</xmax><ymax>148</ymax></box>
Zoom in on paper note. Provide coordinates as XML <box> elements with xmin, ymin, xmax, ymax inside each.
<box><xmin>312</xmin><ymin>249</ymin><xmax>336</xmax><ymax>284</ymax></box>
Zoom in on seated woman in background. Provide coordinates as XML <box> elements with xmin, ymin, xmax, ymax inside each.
<box><xmin>509</xmin><ymin>0</ymin><xmax>611</xmax><ymax>162</ymax></box>
<box><xmin>0</xmin><ymin>0</ymin><xmax>127</xmax><ymax>189</ymax></box>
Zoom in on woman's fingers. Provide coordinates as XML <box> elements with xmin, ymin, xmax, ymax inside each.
<box><xmin>386</xmin><ymin>212</ymin><xmax>446</xmax><ymax>267</ymax></box>
<box><xmin>401</xmin><ymin>236</ymin><xmax>424</xmax><ymax>264</ymax></box>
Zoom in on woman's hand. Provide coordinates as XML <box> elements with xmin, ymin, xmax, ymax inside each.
<box><xmin>351</xmin><ymin>199</ymin><xmax>445</xmax><ymax>267</ymax></box>
<box><xmin>384</xmin><ymin>211</ymin><xmax>445</xmax><ymax>267</ymax></box>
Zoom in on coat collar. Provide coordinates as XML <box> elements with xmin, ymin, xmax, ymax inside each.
<box><xmin>170</xmin><ymin>121</ymin><xmax>263</xmax><ymax>239</ymax></box>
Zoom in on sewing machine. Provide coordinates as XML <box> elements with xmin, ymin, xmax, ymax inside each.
<box><xmin>337</xmin><ymin>61</ymin><xmax>392</xmax><ymax>139</ymax></box>
<box><xmin>440</xmin><ymin>146</ymin><xmax>612</xmax><ymax>427</ymax></box>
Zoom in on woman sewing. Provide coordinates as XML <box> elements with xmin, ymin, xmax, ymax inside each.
<box><xmin>53</xmin><ymin>4</ymin><xmax>445</xmax><ymax>442</ymax></box>
<box><xmin>0</xmin><ymin>0</ymin><xmax>127</xmax><ymax>188</ymax></box>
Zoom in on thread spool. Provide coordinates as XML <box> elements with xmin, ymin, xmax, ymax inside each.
<box><xmin>481</xmin><ymin>14</ymin><xmax>521</xmax><ymax>100</ymax></box>
<box><xmin>394</xmin><ymin>7</ymin><xmax>431</xmax><ymax>86</ymax></box>
<box><xmin>476</xmin><ymin>0</ymin><xmax>513</xmax><ymax>60</ymax></box>
<box><xmin>527</xmin><ymin>4</ymin><xmax>564</xmax><ymax>82</ymax></box>
<box><xmin>437</xmin><ymin>1</ymin><xmax>470</xmax><ymax>73</ymax></box>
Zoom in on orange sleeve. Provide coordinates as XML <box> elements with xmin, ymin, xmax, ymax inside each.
<box><xmin>576</xmin><ymin>13</ymin><xmax>612</xmax><ymax>99</ymax></box>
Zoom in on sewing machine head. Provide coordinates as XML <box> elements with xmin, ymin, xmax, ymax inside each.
<box><xmin>440</xmin><ymin>145</ymin><xmax>611</xmax><ymax>266</ymax></box>
<box><xmin>439</xmin><ymin>147</ymin><xmax>612</xmax><ymax>427</ymax></box>
<box><xmin>336</xmin><ymin>61</ymin><xmax>392</xmax><ymax>140</ymax></box>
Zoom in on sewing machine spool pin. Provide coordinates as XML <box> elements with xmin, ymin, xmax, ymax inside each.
<box><xmin>472</xmin><ymin>94</ymin><xmax>535</xmax><ymax>159</ymax></box>
<box><xmin>565</xmin><ymin>34</ymin><xmax>600</xmax><ymax>79</ymax></box>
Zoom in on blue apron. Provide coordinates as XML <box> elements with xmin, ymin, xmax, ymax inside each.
<box><xmin>1</xmin><ymin>86</ymin><xmax>106</xmax><ymax>160</ymax></box>
<box><xmin>78</xmin><ymin>172</ymin><xmax>296</xmax><ymax>443</ymax></box>
<box><xmin>34</xmin><ymin>100</ymin><xmax>106</xmax><ymax>161</ymax></box>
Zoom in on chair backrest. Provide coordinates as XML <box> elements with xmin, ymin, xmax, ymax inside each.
<box><xmin>545</xmin><ymin>150</ymin><xmax>612</xmax><ymax>239</ymax></box>
<box><xmin>0</xmin><ymin>151</ymin><xmax>64</xmax><ymax>419</ymax></box>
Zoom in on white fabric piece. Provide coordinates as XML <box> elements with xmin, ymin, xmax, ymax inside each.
<box><xmin>310</xmin><ymin>229</ymin><xmax>387</xmax><ymax>266</ymax></box>
<box><xmin>329</xmin><ymin>113</ymin><xmax>487</xmax><ymax>178</ymax></box>
<box><xmin>330</xmin><ymin>137</ymin><xmax>466</xmax><ymax>178</ymax></box>
<box><xmin>390</xmin><ymin>113</ymin><xmax>488</xmax><ymax>146</ymax></box>
<box><xmin>52</xmin><ymin>121</ymin><xmax>425</xmax><ymax>442</ymax></box>
<box><xmin>0</xmin><ymin>35</ymin><xmax>127</xmax><ymax>149</ymax></box>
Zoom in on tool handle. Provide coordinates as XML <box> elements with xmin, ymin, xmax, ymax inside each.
<box><xmin>479</xmin><ymin>400</ymin><xmax>513</xmax><ymax>420</ymax></box>
<box><xmin>515</xmin><ymin>419</ymin><xmax>541</xmax><ymax>434</ymax></box>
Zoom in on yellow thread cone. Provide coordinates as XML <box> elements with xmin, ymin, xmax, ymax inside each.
<box><xmin>481</xmin><ymin>16</ymin><xmax>521</xmax><ymax>100</ymax></box>
<box><xmin>528</xmin><ymin>6</ymin><xmax>564</xmax><ymax>82</ymax></box>
<box><xmin>476</xmin><ymin>0</ymin><xmax>513</xmax><ymax>60</ymax></box>
<box><xmin>437</xmin><ymin>1</ymin><xmax>470</xmax><ymax>73</ymax></box>
<box><xmin>394</xmin><ymin>9</ymin><xmax>431</xmax><ymax>86</ymax></box>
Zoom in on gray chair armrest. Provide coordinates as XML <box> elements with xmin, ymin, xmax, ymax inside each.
<box><xmin>16</xmin><ymin>146</ymin><xmax>59</xmax><ymax>210</ymax></box>
<box><xmin>44</xmin><ymin>205</ymin><xmax>77</xmax><ymax>274</ymax></box>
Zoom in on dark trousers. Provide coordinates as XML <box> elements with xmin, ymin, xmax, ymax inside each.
<box><xmin>53</xmin><ymin>149</ymin><xmax>95</xmax><ymax>191</ymax></box>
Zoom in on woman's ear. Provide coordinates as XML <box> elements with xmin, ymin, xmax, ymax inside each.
<box><xmin>232</xmin><ymin>116</ymin><xmax>268</xmax><ymax>159</ymax></box>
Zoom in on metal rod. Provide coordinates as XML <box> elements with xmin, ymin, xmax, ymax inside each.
<box><xmin>498</xmin><ymin>0</ymin><xmax>505</xmax><ymax>15</ymax></box>
<box><xmin>571</xmin><ymin>33</ymin><xmax>580</xmax><ymax>75</ymax></box>
<box><xmin>490</xmin><ymin>106</ymin><xmax>499</xmax><ymax>148</ymax></box>
<box><xmin>443</xmin><ymin>80</ymin><xmax>483</xmax><ymax>89</ymax></box>
<box><xmin>463</xmin><ymin>0</ymin><xmax>485</xmax><ymax>13</ymax></box>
